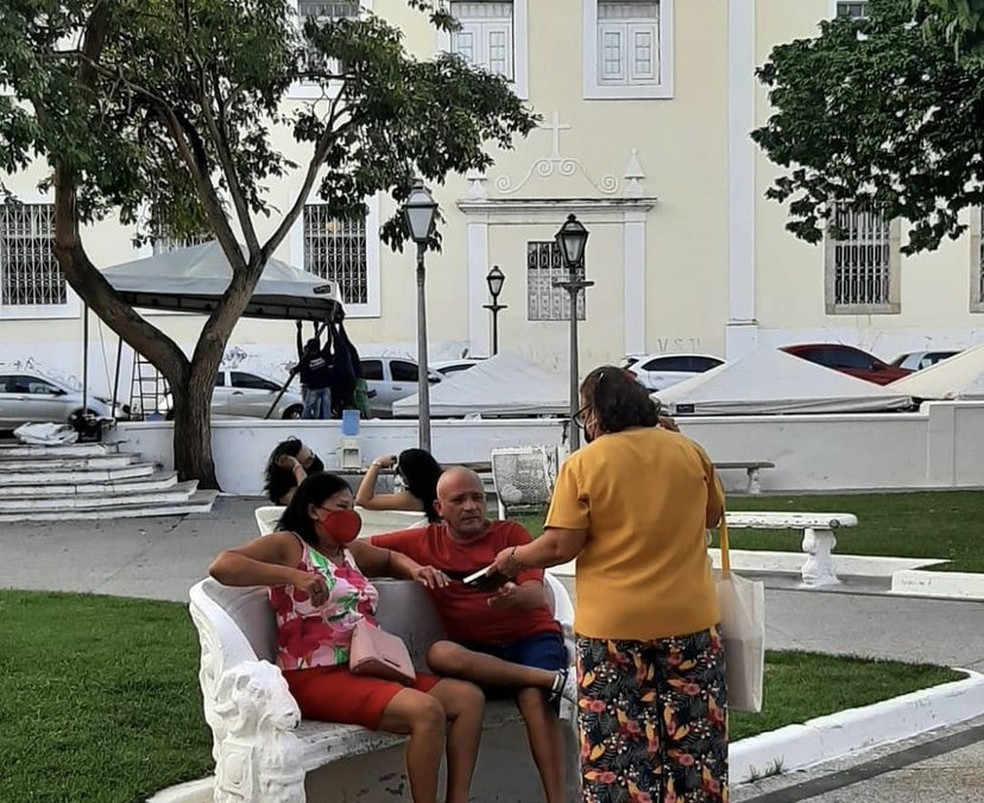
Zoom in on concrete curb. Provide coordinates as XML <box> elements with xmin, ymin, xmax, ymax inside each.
<box><xmin>891</xmin><ymin>569</ymin><xmax>984</xmax><ymax>600</ymax></box>
<box><xmin>149</xmin><ymin>671</ymin><xmax>984</xmax><ymax>800</ymax></box>
<box><xmin>730</xmin><ymin>669</ymin><xmax>984</xmax><ymax>783</ymax></box>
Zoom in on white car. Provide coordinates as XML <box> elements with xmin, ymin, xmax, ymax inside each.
<box><xmin>159</xmin><ymin>370</ymin><xmax>304</xmax><ymax>419</ymax></box>
<box><xmin>890</xmin><ymin>350</ymin><xmax>960</xmax><ymax>372</ymax></box>
<box><xmin>620</xmin><ymin>353</ymin><xmax>725</xmax><ymax>391</ymax></box>
<box><xmin>0</xmin><ymin>372</ymin><xmax>118</xmax><ymax>428</ymax></box>
<box><xmin>359</xmin><ymin>356</ymin><xmax>442</xmax><ymax>417</ymax></box>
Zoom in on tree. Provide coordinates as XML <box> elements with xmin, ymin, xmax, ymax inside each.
<box><xmin>0</xmin><ymin>0</ymin><xmax>536</xmax><ymax>488</ymax></box>
<box><xmin>752</xmin><ymin>0</ymin><xmax>984</xmax><ymax>254</ymax></box>
<box><xmin>914</xmin><ymin>0</ymin><xmax>984</xmax><ymax>56</ymax></box>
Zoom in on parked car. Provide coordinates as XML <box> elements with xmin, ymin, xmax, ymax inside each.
<box><xmin>890</xmin><ymin>350</ymin><xmax>961</xmax><ymax>372</ymax></box>
<box><xmin>359</xmin><ymin>357</ymin><xmax>442</xmax><ymax>417</ymax></box>
<box><xmin>619</xmin><ymin>353</ymin><xmax>725</xmax><ymax>391</ymax></box>
<box><xmin>431</xmin><ymin>358</ymin><xmax>486</xmax><ymax>377</ymax></box>
<box><xmin>780</xmin><ymin>344</ymin><xmax>911</xmax><ymax>385</ymax></box>
<box><xmin>0</xmin><ymin>372</ymin><xmax>118</xmax><ymax>428</ymax></box>
<box><xmin>159</xmin><ymin>369</ymin><xmax>303</xmax><ymax>419</ymax></box>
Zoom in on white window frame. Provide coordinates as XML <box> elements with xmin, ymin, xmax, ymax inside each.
<box><xmin>438</xmin><ymin>0</ymin><xmax>529</xmax><ymax>101</ymax></box>
<box><xmin>0</xmin><ymin>196</ymin><xmax>80</xmax><ymax>320</ymax></box>
<box><xmin>971</xmin><ymin>207</ymin><xmax>984</xmax><ymax>313</ymax></box>
<box><xmin>824</xmin><ymin>203</ymin><xmax>901</xmax><ymax>315</ymax></box>
<box><xmin>831</xmin><ymin>0</ymin><xmax>868</xmax><ymax>19</ymax></box>
<box><xmin>290</xmin><ymin>194</ymin><xmax>380</xmax><ymax>318</ymax></box>
<box><xmin>583</xmin><ymin>0</ymin><xmax>672</xmax><ymax>100</ymax></box>
<box><xmin>288</xmin><ymin>0</ymin><xmax>372</xmax><ymax>100</ymax></box>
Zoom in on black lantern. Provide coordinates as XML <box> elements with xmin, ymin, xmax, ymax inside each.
<box><xmin>483</xmin><ymin>266</ymin><xmax>507</xmax><ymax>356</ymax></box>
<box><xmin>555</xmin><ymin>213</ymin><xmax>589</xmax><ymax>269</ymax></box>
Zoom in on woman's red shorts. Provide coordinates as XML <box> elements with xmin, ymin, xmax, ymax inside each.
<box><xmin>282</xmin><ymin>665</ymin><xmax>441</xmax><ymax>729</ymax></box>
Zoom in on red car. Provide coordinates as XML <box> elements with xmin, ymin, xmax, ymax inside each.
<box><xmin>780</xmin><ymin>344</ymin><xmax>912</xmax><ymax>385</ymax></box>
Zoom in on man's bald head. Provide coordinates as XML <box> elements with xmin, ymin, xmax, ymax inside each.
<box><xmin>434</xmin><ymin>466</ymin><xmax>488</xmax><ymax>540</ymax></box>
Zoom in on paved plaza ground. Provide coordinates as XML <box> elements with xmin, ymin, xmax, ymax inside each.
<box><xmin>3</xmin><ymin>495</ymin><xmax>983</xmax><ymax>801</ymax></box>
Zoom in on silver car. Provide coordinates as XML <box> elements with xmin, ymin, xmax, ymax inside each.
<box><xmin>359</xmin><ymin>357</ymin><xmax>441</xmax><ymax>417</ymax></box>
<box><xmin>0</xmin><ymin>372</ymin><xmax>115</xmax><ymax>428</ymax></box>
<box><xmin>159</xmin><ymin>370</ymin><xmax>304</xmax><ymax>419</ymax></box>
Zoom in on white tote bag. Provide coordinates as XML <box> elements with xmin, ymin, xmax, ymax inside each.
<box><xmin>716</xmin><ymin>515</ymin><xmax>765</xmax><ymax>713</ymax></box>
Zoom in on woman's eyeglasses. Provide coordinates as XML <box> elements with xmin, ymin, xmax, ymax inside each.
<box><xmin>572</xmin><ymin>405</ymin><xmax>591</xmax><ymax>429</ymax></box>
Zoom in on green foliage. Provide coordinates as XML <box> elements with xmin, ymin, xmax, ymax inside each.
<box><xmin>914</xmin><ymin>0</ymin><xmax>984</xmax><ymax>56</ymax></box>
<box><xmin>0</xmin><ymin>0</ymin><xmax>535</xmax><ymax>248</ymax></box>
<box><xmin>752</xmin><ymin>0</ymin><xmax>984</xmax><ymax>254</ymax></box>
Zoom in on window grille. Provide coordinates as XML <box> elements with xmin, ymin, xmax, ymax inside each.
<box><xmin>450</xmin><ymin>1</ymin><xmax>515</xmax><ymax>80</ymax></box>
<box><xmin>597</xmin><ymin>0</ymin><xmax>660</xmax><ymax>86</ymax></box>
<box><xmin>836</xmin><ymin>2</ymin><xmax>868</xmax><ymax>18</ymax></box>
<box><xmin>827</xmin><ymin>204</ymin><xmax>893</xmax><ymax>308</ymax></box>
<box><xmin>527</xmin><ymin>241</ymin><xmax>585</xmax><ymax>322</ymax></box>
<box><xmin>298</xmin><ymin>0</ymin><xmax>359</xmax><ymax>74</ymax></box>
<box><xmin>304</xmin><ymin>205</ymin><xmax>368</xmax><ymax>305</ymax></box>
<box><xmin>0</xmin><ymin>204</ymin><xmax>67</xmax><ymax>308</ymax></box>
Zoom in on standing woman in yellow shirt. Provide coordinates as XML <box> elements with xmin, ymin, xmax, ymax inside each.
<box><xmin>493</xmin><ymin>366</ymin><xmax>728</xmax><ymax>803</ymax></box>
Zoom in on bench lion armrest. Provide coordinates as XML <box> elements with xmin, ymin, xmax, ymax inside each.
<box><xmin>209</xmin><ymin>660</ymin><xmax>307</xmax><ymax>803</ymax></box>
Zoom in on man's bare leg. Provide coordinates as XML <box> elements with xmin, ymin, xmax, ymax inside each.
<box><xmin>516</xmin><ymin>687</ymin><xmax>566</xmax><ymax>803</ymax></box>
<box><xmin>427</xmin><ymin>640</ymin><xmax>563</xmax><ymax>692</ymax></box>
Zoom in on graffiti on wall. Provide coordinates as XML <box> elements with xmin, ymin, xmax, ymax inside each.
<box><xmin>652</xmin><ymin>337</ymin><xmax>702</xmax><ymax>354</ymax></box>
<box><xmin>0</xmin><ymin>356</ymin><xmax>82</xmax><ymax>390</ymax></box>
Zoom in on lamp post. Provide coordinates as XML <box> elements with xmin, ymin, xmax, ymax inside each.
<box><xmin>483</xmin><ymin>265</ymin><xmax>507</xmax><ymax>355</ymax></box>
<box><xmin>553</xmin><ymin>213</ymin><xmax>592</xmax><ymax>450</ymax></box>
<box><xmin>402</xmin><ymin>180</ymin><xmax>439</xmax><ymax>452</ymax></box>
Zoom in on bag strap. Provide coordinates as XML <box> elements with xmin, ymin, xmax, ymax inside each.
<box><xmin>719</xmin><ymin>512</ymin><xmax>731</xmax><ymax>576</ymax></box>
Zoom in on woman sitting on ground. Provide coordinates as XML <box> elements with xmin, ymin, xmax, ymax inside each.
<box><xmin>356</xmin><ymin>448</ymin><xmax>443</xmax><ymax>522</ymax></box>
<box><xmin>209</xmin><ymin>472</ymin><xmax>484</xmax><ymax>803</ymax></box>
<box><xmin>263</xmin><ymin>437</ymin><xmax>324</xmax><ymax>506</ymax></box>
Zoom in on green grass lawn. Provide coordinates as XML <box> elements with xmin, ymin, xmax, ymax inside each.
<box><xmin>0</xmin><ymin>590</ymin><xmax>965</xmax><ymax>801</ymax></box>
<box><xmin>513</xmin><ymin>490</ymin><xmax>984</xmax><ymax>573</ymax></box>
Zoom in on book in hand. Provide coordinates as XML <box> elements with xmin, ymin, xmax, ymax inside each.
<box><xmin>462</xmin><ymin>565</ymin><xmax>510</xmax><ymax>592</ymax></box>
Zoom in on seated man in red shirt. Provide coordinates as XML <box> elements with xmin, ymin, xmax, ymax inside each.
<box><xmin>370</xmin><ymin>466</ymin><xmax>575</xmax><ymax>803</ymax></box>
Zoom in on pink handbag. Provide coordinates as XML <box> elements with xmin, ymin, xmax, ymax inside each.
<box><xmin>349</xmin><ymin>619</ymin><xmax>417</xmax><ymax>686</ymax></box>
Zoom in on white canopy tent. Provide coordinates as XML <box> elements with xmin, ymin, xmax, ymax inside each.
<box><xmin>653</xmin><ymin>349</ymin><xmax>912</xmax><ymax>415</ymax></box>
<box><xmin>887</xmin><ymin>344</ymin><xmax>984</xmax><ymax>399</ymax></box>
<box><xmin>101</xmin><ymin>240</ymin><xmax>343</xmax><ymax>321</ymax></box>
<box><xmin>393</xmin><ymin>352</ymin><xmax>569</xmax><ymax>418</ymax></box>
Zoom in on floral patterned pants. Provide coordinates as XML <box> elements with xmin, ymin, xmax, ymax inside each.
<box><xmin>576</xmin><ymin>627</ymin><xmax>728</xmax><ymax>803</ymax></box>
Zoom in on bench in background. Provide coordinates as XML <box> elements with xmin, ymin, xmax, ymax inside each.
<box><xmin>725</xmin><ymin>511</ymin><xmax>858</xmax><ymax>587</ymax></box>
<box><xmin>714</xmin><ymin>460</ymin><xmax>776</xmax><ymax>494</ymax></box>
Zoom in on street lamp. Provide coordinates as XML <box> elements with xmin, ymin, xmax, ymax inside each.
<box><xmin>553</xmin><ymin>213</ymin><xmax>592</xmax><ymax>450</ymax></box>
<box><xmin>483</xmin><ymin>265</ymin><xmax>507</xmax><ymax>355</ymax></box>
<box><xmin>402</xmin><ymin>179</ymin><xmax>439</xmax><ymax>452</ymax></box>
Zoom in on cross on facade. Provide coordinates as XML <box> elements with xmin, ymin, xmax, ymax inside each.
<box><xmin>538</xmin><ymin>111</ymin><xmax>571</xmax><ymax>160</ymax></box>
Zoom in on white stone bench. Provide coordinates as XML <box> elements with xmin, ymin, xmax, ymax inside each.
<box><xmin>188</xmin><ymin>571</ymin><xmax>578</xmax><ymax>803</ymax></box>
<box><xmin>725</xmin><ymin>511</ymin><xmax>859</xmax><ymax>587</ymax></box>
<box><xmin>713</xmin><ymin>460</ymin><xmax>776</xmax><ymax>494</ymax></box>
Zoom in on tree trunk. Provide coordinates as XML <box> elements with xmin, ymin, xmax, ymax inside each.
<box><xmin>171</xmin><ymin>364</ymin><xmax>220</xmax><ymax>490</ymax></box>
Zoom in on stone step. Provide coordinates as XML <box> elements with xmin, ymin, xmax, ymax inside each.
<box><xmin>0</xmin><ymin>472</ymin><xmax>179</xmax><ymax>498</ymax></box>
<box><xmin>0</xmin><ymin>489</ymin><xmax>219</xmax><ymax>522</ymax></box>
<box><xmin>0</xmin><ymin>480</ymin><xmax>199</xmax><ymax>512</ymax></box>
<box><xmin>0</xmin><ymin>462</ymin><xmax>157</xmax><ymax>485</ymax></box>
<box><xmin>0</xmin><ymin>454</ymin><xmax>139</xmax><ymax>472</ymax></box>
<box><xmin>0</xmin><ymin>442</ymin><xmax>124</xmax><ymax>458</ymax></box>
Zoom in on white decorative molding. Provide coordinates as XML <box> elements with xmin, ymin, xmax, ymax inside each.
<box><xmin>623</xmin><ymin>150</ymin><xmax>646</xmax><ymax>199</ymax></box>
<box><xmin>457</xmin><ymin>196</ymin><xmax>656</xmax><ymax>218</ymax></box>
<box><xmin>493</xmin><ymin>112</ymin><xmax>620</xmax><ymax>196</ymax></box>
<box><xmin>623</xmin><ymin>209</ymin><xmax>647</xmax><ymax>354</ymax></box>
<box><xmin>466</xmin><ymin>219</ymin><xmax>491</xmax><ymax>356</ymax></box>
<box><xmin>466</xmin><ymin>169</ymin><xmax>489</xmax><ymax>201</ymax></box>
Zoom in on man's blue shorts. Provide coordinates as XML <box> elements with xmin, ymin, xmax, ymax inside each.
<box><xmin>461</xmin><ymin>631</ymin><xmax>568</xmax><ymax>672</ymax></box>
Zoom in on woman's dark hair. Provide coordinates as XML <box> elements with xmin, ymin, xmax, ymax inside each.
<box><xmin>277</xmin><ymin>472</ymin><xmax>352</xmax><ymax>546</ymax></box>
<box><xmin>263</xmin><ymin>438</ymin><xmax>304</xmax><ymax>503</ymax></box>
<box><xmin>580</xmin><ymin>365</ymin><xmax>660</xmax><ymax>434</ymax></box>
<box><xmin>396</xmin><ymin>448</ymin><xmax>443</xmax><ymax>522</ymax></box>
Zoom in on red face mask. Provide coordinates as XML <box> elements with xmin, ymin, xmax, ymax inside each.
<box><xmin>318</xmin><ymin>508</ymin><xmax>362</xmax><ymax>545</ymax></box>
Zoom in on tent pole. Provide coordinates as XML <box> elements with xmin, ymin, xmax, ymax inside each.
<box><xmin>82</xmin><ymin>303</ymin><xmax>89</xmax><ymax>413</ymax></box>
<box><xmin>112</xmin><ymin>335</ymin><xmax>124</xmax><ymax>419</ymax></box>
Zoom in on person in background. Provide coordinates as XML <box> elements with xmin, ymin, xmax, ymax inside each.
<box><xmin>492</xmin><ymin>365</ymin><xmax>728</xmax><ymax>803</ymax></box>
<box><xmin>297</xmin><ymin>326</ymin><xmax>333</xmax><ymax>420</ymax></box>
<box><xmin>356</xmin><ymin>448</ymin><xmax>444</xmax><ymax>523</ymax></box>
<box><xmin>329</xmin><ymin>312</ymin><xmax>360</xmax><ymax>417</ymax></box>
<box><xmin>371</xmin><ymin>467</ymin><xmax>576</xmax><ymax>803</ymax></box>
<box><xmin>209</xmin><ymin>472</ymin><xmax>485</xmax><ymax>803</ymax></box>
<box><xmin>263</xmin><ymin>437</ymin><xmax>325</xmax><ymax>505</ymax></box>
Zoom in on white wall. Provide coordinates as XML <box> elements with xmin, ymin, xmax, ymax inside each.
<box><xmin>119</xmin><ymin>402</ymin><xmax>984</xmax><ymax>496</ymax></box>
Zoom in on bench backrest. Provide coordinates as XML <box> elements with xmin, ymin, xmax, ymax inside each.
<box><xmin>255</xmin><ymin>505</ymin><xmax>428</xmax><ymax>538</ymax></box>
